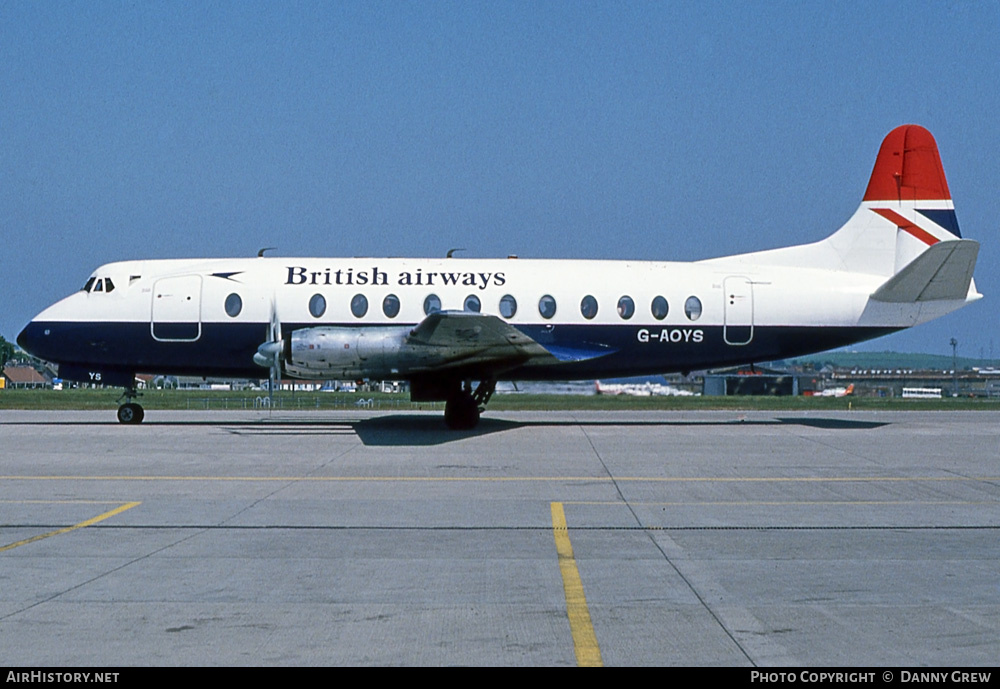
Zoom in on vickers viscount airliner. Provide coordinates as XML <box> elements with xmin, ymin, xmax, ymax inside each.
<box><xmin>18</xmin><ymin>125</ymin><xmax>981</xmax><ymax>428</ymax></box>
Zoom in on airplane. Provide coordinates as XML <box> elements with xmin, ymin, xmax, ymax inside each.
<box><xmin>803</xmin><ymin>383</ymin><xmax>855</xmax><ymax>398</ymax></box>
<box><xmin>594</xmin><ymin>380</ymin><xmax>696</xmax><ymax>397</ymax></box>
<box><xmin>17</xmin><ymin>125</ymin><xmax>981</xmax><ymax>429</ymax></box>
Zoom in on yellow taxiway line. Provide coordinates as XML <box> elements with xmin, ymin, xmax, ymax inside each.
<box><xmin>551</xmin><ymin>501</ymin><xmax>602</xmax><ymax>667</ymax></box>
<box><xmin>0</xmin><ymin>501</ymin><xmax>141</xmax><ymax>553</ymax></box>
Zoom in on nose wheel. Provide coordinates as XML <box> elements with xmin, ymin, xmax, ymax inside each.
<box><xmin>117</xmin><ymin>402</ymin><xmax>145</xmax><ymax>424</ymax></box>
<box><xmin>116</xmin><ymin>384</ymin><xmax>145</xmax><ymax>424</ymax></box>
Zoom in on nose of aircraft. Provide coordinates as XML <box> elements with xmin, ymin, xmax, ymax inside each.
<box><xmin>16</xmin><ymin>292</ymin><xmax>88</xmax><ymax>363</ymax></box>
<box><xmin>17</xmin><ymin>320</ymin><xmax>47</xmax><ymax>360</ymax></box>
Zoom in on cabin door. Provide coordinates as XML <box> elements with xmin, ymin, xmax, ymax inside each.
<box><xmin>151</xmin><ymin>275</ymin><xmax>203</xmax><ymax>342</ymax></box>
<box><xmin>723</xmin><ymin>276</ymin><xmax>754</xmax><ymax>345</ymax></box>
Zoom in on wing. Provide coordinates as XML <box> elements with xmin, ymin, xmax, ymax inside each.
<box><xmin>404</xmin><ymin>311</ymin><xmax>615</xmax><ymax>375</ymax></box>
<box><xmin>404</xmin><ymin>311</ymin><xmax>548</xmax><ymax>373</ymax></box>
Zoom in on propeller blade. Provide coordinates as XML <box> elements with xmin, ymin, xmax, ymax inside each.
<box><xmin>270</xmin><ymin>297</ymin><xmax>282</xmax><ymax>400</ymax></box>
<box><xmin>251</xmin><ymin>296</ymin><xmax>284</xmax><ymax>405</ymax></box>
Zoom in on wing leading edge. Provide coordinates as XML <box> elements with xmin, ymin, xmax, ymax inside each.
<box><xmin>405</xmin><ymin>310</ymin><xmax>617</xmax><ymax>373</ymax></box>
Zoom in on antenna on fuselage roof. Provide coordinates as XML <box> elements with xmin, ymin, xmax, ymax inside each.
<box><xmin>446</xmin><ymin>248</ymin><xmax>465</xmax><ymax>258</ymax></box>
<box><xmin>257</xmin><ymin>247</ymin><xmax>277</xmax><ymax>257</ymax></box>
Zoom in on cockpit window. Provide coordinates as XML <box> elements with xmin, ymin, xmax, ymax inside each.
<box><xmin>84</xmin><ymin>277</ymin><xmax>116</xmax><ymax>293</ymax></box>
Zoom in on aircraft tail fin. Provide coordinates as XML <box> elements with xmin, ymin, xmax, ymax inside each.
<box><xmin>706</xmin><ymin>125</ymin><xmax>972</xmax><ymax>281</ymax></box>
<box><xmin>825</xmin><ymin>124</ymin><xmax>965</xmax><ymax>277</ymax></box>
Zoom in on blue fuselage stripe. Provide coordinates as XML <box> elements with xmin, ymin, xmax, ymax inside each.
<box><xmin>18</xmin><ymin>320</ymin><xmax>900</xmax><ymax>383</ymax></box>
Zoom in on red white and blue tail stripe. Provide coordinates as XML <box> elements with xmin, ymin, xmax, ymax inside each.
<box><xmin>703</xmin><ymin>124</ymin><xmax>977</xmax><ymax>304</ymax></box>
<box><xmin>864</xmin><ymin>124</ymin><xmax>961</xmax><ymax>250</ymax></box>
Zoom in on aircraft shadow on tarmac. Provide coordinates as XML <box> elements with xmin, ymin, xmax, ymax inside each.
<box><xmin>212</xmin><ymin>415</ymin><xmax>890</xmax><ymax>446</ymax></box>
<box><xmin>0</xmin><ymin>415</ymin><xmax>889</xmax><ymax>446</ymax></box>
<box><xmin>347</xmin><ymin>415</ymin><xmax>889</xmax><ymax>446</ymax></box>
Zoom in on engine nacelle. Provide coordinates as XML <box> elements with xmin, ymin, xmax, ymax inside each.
<box><xmin>285</xmin><ymin>326</ymin><xmax>410</xmax><ymax>379</ymax></box>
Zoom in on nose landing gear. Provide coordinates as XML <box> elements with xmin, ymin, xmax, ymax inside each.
<box><xmin>117</xmin><ymin>386</ymin><xmax>145</xmax><ymax>424</ymax></box>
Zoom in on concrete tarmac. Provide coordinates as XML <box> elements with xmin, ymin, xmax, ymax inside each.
<box><xmin>1</xmin><ymin>409</ymin><xmax>998</xmax><ymax>666</ymax></box>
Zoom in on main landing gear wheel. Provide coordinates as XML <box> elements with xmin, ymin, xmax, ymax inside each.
<box><xmin>443</xmin><ymin>378</ymin><xmax>496</xmax><ymax>430</ymax></box>
<box><xmin>117</xmin><ymin>402</ymin><xmax>145</xmax><ymax>424</ymax></box>
<box><xmin>444</xmin><ymin>391</ymin><xmax>480</xmax><ymax>430</ymax></box>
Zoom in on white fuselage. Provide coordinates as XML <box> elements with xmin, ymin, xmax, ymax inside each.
<box><xmin>19</xmin><ymin>254</ymin><xmax>971</xmax><ymax>386</ymax></box>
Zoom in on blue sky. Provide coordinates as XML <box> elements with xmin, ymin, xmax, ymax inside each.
<box><xmin>3</xmin><ymin>1</ymin><xmax>999</xmax><ymax>358</ymax></box>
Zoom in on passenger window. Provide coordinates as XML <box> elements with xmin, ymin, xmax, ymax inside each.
<box><xmin>309</xmin><ymin>294</ymin><xmax>326</xmax><ymax>318</ymax></box>
<box><xmin>225</xmin><ymin>293</ymin><xmax>243</xmax><ymax>317</ymax></box>
<box><xmin>538</xmin><ymin>295</ymin><xmax>557</xmax><ymax>319</ymax></box>
<box><xmin>617</xmin><ymin>296</ymin><xmax>634</xmax><ymax>320</ymax></box>
<box><xmin>651</xmin><ymin>296</ymin><xmax>668</xmax><ymax>320</ymax></box>
<box><xmin>684</xmin><ymin>296</ymin><xmax>702</xmax><ymax>321</ymax></box>
<box><xmin>351</xmin><ymin>294</ymin><xmax>368</xmax><ymax>318</ymax></box>
<box><xmin>499</xmin><ymin>295</ymin><xmax>517</xmax><ymax>319</ymax></box>
<box><xmin>383</xmin><ymin>294</ymin><xmax>400</xmax><ymax>318</ymax></box>
<box><xmin>424</xmin><ymin>294</ymin><xmax>441</xmax><ymax>315</ymax></box>
<box><xmin>464</xmin><ymin>295</ymin><xmax>481</xmax><ymax>313</ymax></box>
<box><xmin>580</xmin><ymin>295</ymin><xmax>598</xmax><ymax>320</ymax></box>
<box><xmin>104</xmin><ymin>278</ymin><xmax>115</xmax><ymax>293</ymax></box>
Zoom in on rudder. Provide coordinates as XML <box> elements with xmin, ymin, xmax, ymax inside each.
<box><xmin>700</xmin><ymin>125</ymin><xmax>969</xmax><ymax>279</ymax></box>
<box><xmin>824</xmin><ymin>125</ymin><xmax>963</xmax><ymax>276</ymax></box>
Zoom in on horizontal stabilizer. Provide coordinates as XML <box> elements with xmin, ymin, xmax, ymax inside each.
<box><xmin>871</xmin><ymin>239</ymin><xmax>979</xmax><ymax>303</ymax></box>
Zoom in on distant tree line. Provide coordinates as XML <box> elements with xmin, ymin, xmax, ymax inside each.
<box><xmin>0</xmin><ymin>335</ymin><xmax>15</xmax><ymax>368</ymax></box>
<box><xmin>0</xmin><ymin>334</ymin><xmax>32</xmax><ymax>370</ymax></box>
